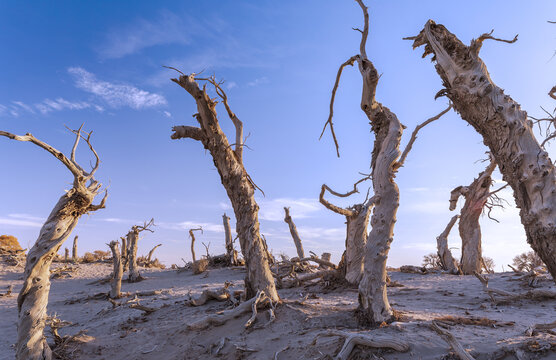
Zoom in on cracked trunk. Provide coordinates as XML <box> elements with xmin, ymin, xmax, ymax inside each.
<box><xmin>410</xmin><ymin>22</ymin><xmax>556</xmax><ymax>281</ymax></box>
<box><xmin>109</xmin><ymin>241</ymin><xmax>123</xmax><ymax>299</ymax></box>
<box><xmin>127</xmin><ymin>230</ymin><xmax>141</xmax><ymax>282</ymax></box>
<box><xmin>436</xmin><ymin>215</ymin><xmax>460</xmax><ymax>274</ymax></box>
<box><xmin>345</xmin><ymin>204</ymin><xmax>372</xmax><ymax>285</ymax></box>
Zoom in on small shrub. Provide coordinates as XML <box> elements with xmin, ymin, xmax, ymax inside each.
<box><xmin>0</xmin><ymin>235</ymin><xmax>22</xmax><ymax>252</ymax></box>
<box><xmin>482</xmin><ymin>257</ymin><xmax>495</xmax><ymax>274</ymax></box>
<box><xmin>512</xmin><ymin>251</ymin><xmax>545</xmax><ymax>272</ymax></box>
<box><xmin>422</xmin><ymin>253</ymin><xmax>442</xmax><ymax>269</ymax></box>
<box><xmin>82</xmin><ymin>252</ymin><xmax>96</xmax><ymax>263</ymax></box>
<box><xmin>93</xmin><ymin>250</ymin><xmax>110</xmax><ymax>261</ymax></box>
<box><xmin>192</xmin><ymin>258</ymin><xmax>208</xmax><ymax>274</ymax></box>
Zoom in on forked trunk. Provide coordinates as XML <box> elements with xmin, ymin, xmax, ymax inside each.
<box><xmin>222</xmin><ymin>213</ymin><xmax>238</xmax><ymax>266</ymax></box>
<box><xmin>171</xmin><ymin>74</ymin><xmax>278</xmax><ymax>301</ymax></box>
<box><xmin>108</xmin><ymin>241</ymin><xmax>123</xmax><ymax>299</ymax></box>
<box><xmin>436</xmin><ymin>215</ymin><xmax>461</xmax><ymax>274</ymax></box>
<box><xmin>0</xmin><ymin>128</ymin><xmax>107</xmax><ymax>360</ymax></box>
<box><xmin>283</xmin><ymin>207</ymin><xmax>305</xmax><ymax>259</ymax></box>
<box><xmin>72</xmin><ymin>235</ymin><xmax>78</xmax><ymax>263</ymax></box>
<box><xmin>410</xmin><ymin>21</ymin><xmax>556</xmax><ymax>282</ymax></box>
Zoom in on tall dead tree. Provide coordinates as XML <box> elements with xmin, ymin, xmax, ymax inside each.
<box><xmin>449</xmin><ymin>160</ymin><xmax>501</xmax><ymax>274</ymax></box>
<box><xmin>0</xmin><ymin>127</ymin><xmax>107</xmax><ymax>360</ymax></box>
<box><xmin>319</xmin><ymin>181</ymin><xmax>374</xmax><ymax>285</ymax></box>
<box><xmin>108</xmin><ymin>241</ymin><xmax>123</xmax><ymax>299</ymax></box>
<box><xmin>120</xmin><ymin>236</ymin><xmax>128</xmax><ymax>271</ymax></box>
<box><xmin>126</xmin><ymin>218</ymin><xmax>155</xmax><ymax>283</ymax></box>
<box><xmin>283</xmin><ymin>207</ymin><xmax>305</xmax><ymax>259</ymax></box>
<box><xmin>408</xmin><ymin>22</ymin><xmax>556</xmax><ymax>282</ymax></box>
<box><xmin>72</xmin><ymin>235</ymin><xmax>78</xmax><ymax>263</ymax></box>
<box><xmin>169</xmin><ymin>73</ymin><xmax>279</xmax><ymax>301</ymax></box>
<box><xmin>321</xmin><ymin>0</ymin><xmax>451</xmax><ymax>324</ymax></box>
<box><xmin>189</xmin><ymin>227</ymin><xmax>202</xmax><ymax>264</ymax></box>
<box><xmin>222</xmin><ymin>213</ymin><xmax>238</xmax><ymax>266</ymax></box>
<box><xmin>436</xmin><ymin>215</ymin><xmax>461</xmax><ymax>274</ymax></box>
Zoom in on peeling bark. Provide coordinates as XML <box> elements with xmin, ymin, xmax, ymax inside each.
<box><xmin>71</xmin><ymin>236</ymin><xmax>78</xmax><ymax>263</ymax></box>
<box><xmin>222</xmin><ymin>213</ymin><xmax>238</xmax><ymax>266</ymax></box>
<box><xmin>319</xmin><ymin>183</ymin><xmax>374</xmax><ymax>284</ymax></box>
<box><xmin>0</xmin><ymin>127</ymin><xmax>107</xmax><ymax>360</ymax></box>
<box><xmin>450</xmin><ymin>160</ymin><xmax>496</xmax><ymax>274</ymax></box>
<box><xmin>283</xmin><ymin>207</ymin><xmax>305</xmax><ymax>259</ymax></box>
<box><xmin>436</xmin><ymin>215</ymin><xmax>461</xmax><ymax>274</ymax></box>
<box><xmin>409</xmin><ymin>21</ymin><xmax>556</xmax><ymax>282</ymax></box>
<box><xmin>108</xmin><ymin>241</ymin><xmax>123</xmax><ymax>299</ymax></box>
<box><xmin>170</xmin><ymin>74</ymin><xmax>278</xmax><ymax>301</ymax></box>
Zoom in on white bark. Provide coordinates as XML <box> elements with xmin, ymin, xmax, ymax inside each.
<box><xmin>108</xmin><ymin>241</ymin><xmax>123</xmax><ymax>299</ymax></box>
<box><xmin>222</xmin><ymin>213</ymin><xmax>237</xmax><ymax>266</ymax></box>
<box><xmin>0</xmin><ymin>128</ymin><xmax>107</xmax><ymax>360</ymax></box>
<box><xmin>436</xmin><ymin>215</ymin><xmax>461</xmax><ymax>274</ymax></box>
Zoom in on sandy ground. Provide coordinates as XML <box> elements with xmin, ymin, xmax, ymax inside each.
<box><xmin>1</xmin><ymin>262</ymin><xmax>555</xmax><ymax>360</ymax></box>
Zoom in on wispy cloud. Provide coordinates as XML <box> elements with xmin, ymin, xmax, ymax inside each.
<box><xmin>96</xmin><ymin>10</ymin><xmax>194</xmax><ymax>60</ymax></box>
<box><xmin>247</xmin><ymin>77</ymin><xmax>269</xmax><ymax>87</ymax></box>
<box><xmin>68</xmin><ymin>67</ymin><xmax>167</xmax><ymax>109</ymax></box>
<box><xmin>0</xmin><ymin>98</ymin><xmax>101</xmax><ymax>118</ymax></box>
<box><xmin>258</xmin><ymin>198</ymin><xmax>321</xmax><ymax>222</ymax></box>
<box><xmin>0</xmin><ymin>214</ymin><xmax>45</xmax><ymax>228</ymax></box>
<box><xmin>158</xmin><ymin>220</ymin><xmax>225</xmax><ymax>234</ymax></box>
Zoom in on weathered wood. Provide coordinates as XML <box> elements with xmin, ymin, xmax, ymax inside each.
<box><xmin>146</xmin><ymin>244</ymin><xmax>162</xmax><ymax>264</ymax></box>
<box><xmin>170</xmin><ymin>74</ymin><xmax>278</xmax><ymax>301</ymax></box>
<box><xmin>317</xmin><ymin>330</ymin><xmax>409</xmax><ymax>360</ymax></box>
<box><xmin>0</xmin><ymin>127</ymin><xmax>107</xmax><ymax>360</ymax></box>
<box><xmin>71</xmin><ymin>235</ymin><xmax>78</xmax><ymax>263</ymax></box>
<box><xmin>120</xmin><ymin>236</ymin><xmax>128</xmax><ymax>271</ymax></box>
<box><xmin>283</xmin><ymin>207</ymin><xmax>305</xmax><ymax>259</ymax></box>
<box><xmin>127</xmin><ymin>219</ymin><xmax>154</xmax><ymax>283</ymax></box>
<box><xmin>436</xmin><ymin>215</ymin><xmax>461</xmax><ymax>274</ymax></box>
<box><xmin>409</xmin><ymin>20</ymin><xmax>556</xmax><ymax>283</ymax></box>
<box><xmin>222</xmin><ymin>213</ymin><xmax>238</xmax><ymax>266</ymax></box>
<box><xmin>64</xmin><ymin>248</ymin><xmax>69</xmax><ymax>263</ymax></box>
<box><xmin>430</xmin><ymin>321</ymin><xmax>476</xmax><ymax>360</ymax></box>
<box><xmin>108</xmin><ymin>241</ymin><xmax>123</xmax><ymax>299</ymax></box>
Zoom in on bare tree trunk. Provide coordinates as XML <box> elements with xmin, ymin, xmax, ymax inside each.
<box><xmin>319</xmin><ymin>183</ymin><xmax>374</xmax><ymax>285</ymax></box>
<box><xmin>222</xmin><ymin>213</ymin><xmax>238</xmax><ymax>266</ymax></box>
<box><xmin>146</xmin><ymin>244</ymin><xmax>162</xmax><ymax>264</ymax></box>
<box><xmin>64</xmin><ymin>248</ymin><xmax>69</xmax><ymax>263</ymax></box>
<box><xmin>120</xmin><ymin>236</ymin><xmax>128</xmax><ymax>271</ymax></box>
<box><xmin>108</xmin><ymin>241</ymin><xmax>123</xmax><ymax>299</ymax></box>
<box><xmin>189</xmin><ymin>228</ymin><xmax>199</xmax><ymax>263</ymax></box>
<box><xmin>170</xmin><ymin>74</ymin><xmax>278</xmax><ymax>301</ymax></box>
<box><xmin>127</xmin><ymin>219</ymin><xmax>154</xmax><ymax>283</ymax></box>
<box><xmin>283</xmin><ymin>207</ymin><xmax>305</xmax><ymax>259</ymax></box>
<box><xmin>409</xmin><ymin>21</ymin><xmax>556</xmax><ymax>282</ymax></box>
<box><xmin>0</xmin><ymin>128</ymin><xmax>107</xmax><ymax>360</ymax></box>
<box><xmin>449</xmin><ymin>161</ymin><xmax>496</xmax><ymax>274</ymax></box>
<box><xmin>436</xmin><ymin>215</ymin><xmax>461</xmax><ymax>274</ymax></box>
<box><xmin>72</xmin><ymin>235</ymin><xmax>78</xmax><ymax>263</ymax></box>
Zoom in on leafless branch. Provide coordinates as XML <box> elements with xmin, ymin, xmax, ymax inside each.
<box><xmin>470</xmin><ymin>29</ymin><xmax>518</xmax><ymax>55</ymax></box>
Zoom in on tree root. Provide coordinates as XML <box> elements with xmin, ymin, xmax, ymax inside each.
<box><xmin>315</xmin><ymin>329</ymin><xmax>409</xmax><ymax>360</ymax></box>
<box><xmin>525</xmin><ymin>320</ymin><xmax>556</xmax><ymax>336</ymax></box>
<box><xmin>188</xmin><ymin>282</ymin><xmax>232</xmax><ymax>306</ymax></box>
<box><xmin>430</xmin><ymin>321</ymin><xmax>475</xmax><ymax>360</ymax></box>
<box><xmin>187</xmin><ymin>290</ymin><xmax>267</xmax><ymax>330</ymax></box>
<box><xmin>474</xmin><ymin>272</ymin><xmax>556</xmax><ymax>304</ymax></box>
<box><xmin>434</xmin><ymin>315</ymin><xmax>514</xmax><ymax>327</ymax></box>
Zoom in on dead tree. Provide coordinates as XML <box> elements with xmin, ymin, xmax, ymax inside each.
<box><xmin>64</xmin><ymin>248</ymin><xmax>69</xmax><ymax>263</ymax></box>
<box><xmin>146</xmin><ymin>244</ymin><xmax>162</xmax><ymax>264</ymax></box>
<box><xmin>283</xmin><ymin>207</ymin><xmax>305</xmax><ymax>259</ymax></box>
<box><xmin>108</xmin><ymin>241</ymin><xmax>123</xmax><ymax>299</ymax></box>
<box><xmin>408</xmin><ymin>21</ymin><xmax>556</xmax><ymax>282</ymax></box>
<box><xmin>72</xmin><ymin>235</ymin><xmax>78</xmax><ymax>263</ymax></box>
<box><xmin>169</xmin><ymin>73</ymin><xmax>279</xmax><ymax>301</ymax></box>
<box><xmin>222</xmin><ymin>213</ymin><xmax>238</xmax><ymax>265</ymax></box>
<box><xmin>448</xmin><ymin>160</ymin><xmax>498</xmax><ymax>274</ymax></box>
<box><xmin>126</xmin><ymin>218</ymin><xmax>155</xmax><ymax>283</ymax></box>
<box><xmin>120</xmin><ymin>236</ymin><xmax>128</xmax><ymax>271</ymax></box>
<box><xmin>0</xmin><ymin>126</ymin><xmax>107</xmax><ymax>360</ymax></box>
<box><xmin>436</xmin><ymin>215</ymin><xmax>461</xmax><ymax>274</ymax></box>
<box><xmin>319</xmin><ymin>181</ymin><xmax>374</xmax><ymax>285</ymax></box>
<box><xmin>189</xmin><ymin>227</ymin><xmax>202</xmax><ymax>263</ymax></box>
<box><xmin>321</xmin><ymin>0</ymin><xmax>451</xmax><ymax>325</ymax></box>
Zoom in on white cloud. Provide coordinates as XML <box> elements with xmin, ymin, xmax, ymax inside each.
<box><xmin>226</xmin><ymin>82</ymin><xmax>237</xmax><ymax>90</ymax></box>
<box><xmin>219</xmin><ymin>202</ymin><xmax>232</xmax><ymax>211</ymax></box>
<box><xmin>0</xmin><ymin>214</ymin><xmax>45</xmax><ymax>228</ymax></box>
<box><xmin>163</xmin><ymin>111</ymin><xmax>172</xmax><ymax>118</ymax></box>
<box><xmin>12</xmin><ymin>101</ymin><xmax>35</xmax><ymax>114</ymax></box>
<box><xmin>247</xmin><ymin>77</ymin><xmax>269</xmax><ymax>87</ymax></box>
<box><xmin>258</xmin><ymin>198</ymin><xmax>321</xmax><ymax>221</ymax></box>
<box><xmin>96</xmin><ymin>10</ymin><xmax>193</xmax><ymax>59</ymax></box>
<box><xmin>158</xmin><ymin>220</ymin><xmax>225</xmax><ymax>234</ymax></box>
<box><xmin>68</xmin><ymin>67</ymin><xmax>167</xmax><ymax>109</ymax></box>
<box><xmin>35</xmin><ymin>98</ymin><xmax>94</xmax><ymax>114</ymax></box>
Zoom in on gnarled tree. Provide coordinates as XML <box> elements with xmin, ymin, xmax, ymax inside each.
<box><xmin>321</xmin><ymin>0</ymin><xmax>451</xmax><ymax>324</ymax></box>
<box><xmin>0</xmin><ymin>126</ymin><xmax>107</xmax><ymax>360</ymax></box>
<box><xmin>436</xmin><ymin>215</ymin><xmax>461</xmax><ymax>274</ymax></box>
<box><xmin>283</xmin><ymin>207</ymin><xmax>305</xmax><ymax>259</ymax></box>
<box><xmin>408</xmin><ymin>22</ymin><xmax>556</xmax><ymax>282</ymax></box>
<box><xmin>169</xmin><ymin>74</ymin><xmax>278</xmax><ymax>301</ymax></box>
<box><xmin>319</xmin><ymin>181</ymin><xmax>374</xmax><ymax>285</ymax></box>
<box><xmin>126</xmin><ymin>218</ymin><xmax>155</xmax><ymax>283</ymax></box>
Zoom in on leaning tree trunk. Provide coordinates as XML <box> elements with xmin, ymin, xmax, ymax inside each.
<box><xmin>436</xmin><ymin>215</ymin><xmax>461</xmax><ymax>274</ymax></box>
<box><xmin>108</xmin><ymin>241</ymin><xmax>123</xmax><ymax>299</ymax></box>
<box><xmin>127</xmin><ymin>230</ymin><xmax>141</xmax><ymax>282</ymax></box>
<box><xmin>170</xmin><ymin>74</ymin><xmax>278</xmax><ymax>301</ymax></box>
<box><xmin>319</xmin><ymin>184</ymin><xmax>374</xmax><ymax>285</ymax></box>
<box><xmin>283</xmin><ymin>207</ymin><xmax>305</xmax><ymax>259</ymax></box>
<box><xmin>146</xmin><ymin>244</ymin><xmax>162</xmax><ymax>264</ymax></box>
<box><xmin>0</xmin><ymin>128</ymin><xmax>107</xmax><ymax>360</ymax></box>
<box><xmin>409</xmin><ymin>21</ymin><xmax>556</xmax><ymax>282</ymax></box>
<box><xmin>450</xmin><ymin>161</ymin><xmax>496</xmax><ymax>274</ymax></box>
<box><xmin>222</xmin><ymin>213</ymin><xmax>238</xmax><ymax>266</ymax></box>
<box><xmin>72</xmin><ymin>235</ymin><xmax>78</xmax><ymax>263</ymax></box>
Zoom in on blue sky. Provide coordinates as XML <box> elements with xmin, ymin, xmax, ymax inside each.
<box><xmin>1</xmin><ymin>1</ymin><xmax>555</xmax><ymax>270</ymax></box>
